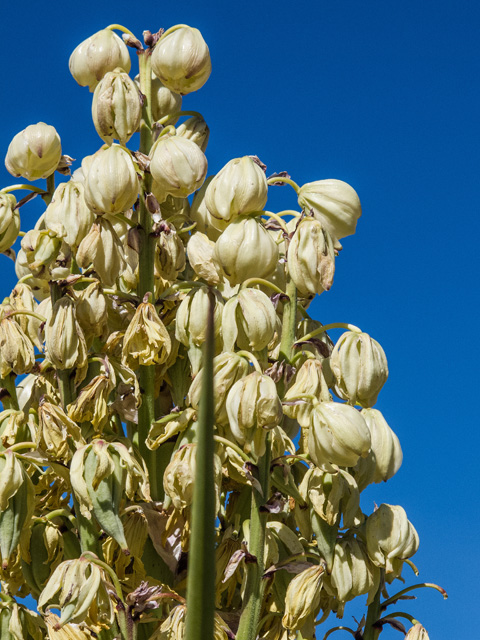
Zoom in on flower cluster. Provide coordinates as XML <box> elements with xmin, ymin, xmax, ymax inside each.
<box><xmin>0</xmin><ymin>23</ymin><xmax>443</xmax><ymax>640</ymax></box>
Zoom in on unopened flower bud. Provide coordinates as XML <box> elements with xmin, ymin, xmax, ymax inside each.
<box><xmin>361</xmin><ymin>408</ymin><xmax>402</xmax><ymax>482</ymax></box>
<box><xmin>299</xmin><ymin>467</ymin><xmax>360</xmax><ymax>528</ymax></box>
<box><xmin>205</xmin><ymin>156</ymin><xmax>268</xmax><ymax>226</ymax></box>
<box><xmin>215</xmin><ymin>216</ymin><xmax>278</xmax><ymax>285</ymax></box>
<box><xmin>92</xmin><ymin>68</ymin><xmax>143</xmax><ymax>145</ymax></box>
<box><xmin>45</xmin><ymin>297</ymin><xmax>88</xmax><ymax>371</ymax></box>
<box><xmin>226</xmin><ymin>372</ymin><xmax>282</xmax><ymax>458</ymax></box>
<box><xmin>140</xmin><ymin>74</ymin><xmax>182</xmax><ymax>123</ymax></box>
<box><xmin>150</xmin><ymin>135</ymin><xmax>207</xmax><ymax>200</ymax></box>
<box><xmin>283</xmin><ymin>359</ymin><xmax>330</xmax><ymax>427</ymax></box>
<box><xmin>84</xmin><ymin>144</ymin><xmax>139</xmax><ymax>214</ymax></box>
<box><xmin>69</xmin><ymin>29</ymin><xmax>131</xmax><ymax>91</ymax></box>
<box><xmin>365</xmin><ymin>504</ymin><xmax>419</xmax><ymax>574</ymax></box>
<box><xmin>176</xmin><ymin>286</ymin><xmax>223</xmax><ymax>347</ymax></box>
<box><xmin>76</xmin><ymin>219</ymin><xmax>127</xmax><ymax>287</ymax></box>
<box><xmin>20</xmin><ymin>228</ymin><xmax>63</xmax><ymax>276</ymax></box>
<box><xmin>154</xmin><ymin>224</ymin><xmax>186</xmax><ymax>281</ymax></box>
<box><xmin>189</xmin><ymin>177</ymin><xmax>222</xmax><ymax>240</ymax></box>
<box><xmin>122</xmin><ymin>301</ymin><xmax>171</xmax><ymax>369</ymax></box>
<box><xmin>330</xmin><ymin>331</ymin><xmax>388</xmax><ymax>407</ymax></box>
<box><xmin>308</xmin><ymin>401</ymin><xmax>371</xmax><ymax>468</ymax></box>
<box><xmin>186</xmin><ymin>232</ymin><xmax>223</xmax><ymax>284</ymax></box>
<box><xmin>5</xmin><ymin>123</ymin><xmax>62</xmax><ymax>180</ymax></box>
<box><xmin>0</xmin><ymin>193</ymin><xmax>20</xmax><ymax>253</ymax></box>
<box><xmin>298</xmin><ymin>179</ymin><xmax>362</xmax><ymax>248</ymax></box>
<box><xmin>282</xmin><ymin>564</ymin><xmax>325</xmax><ymax>631</ymax></box>
<box><xmin>45</xmin><ymin>180</ymin><xmax>95</xmax><ymax>248</ymax></box>
<box><xmin>176</xmin><ymin>115</ymin><xmax>210</xmax><ymax>151</ymax></box>
<box><xmin>287</xmin><ymin>217</ymin><xmax>335</xmax><ymax>296</ymax></box>
<box><xmin>187</xmin><ymin>352</ymin><xmax>250</xmax><ymax>424</ymax></box>
<box><xmin>151</xmin><ymin>26</ymin><xmax>211</xmax><ymax>95</ymax></box>
<box><xmin>405</xmin><ymin>624</ymin><xmax>430</xmax><ymax>640</ymax></box>
<box><xmin>222</xmin><ymin>288</ymin><xmax>277</xmax><ymax>352</ymax></box>
<box><xmin>75</xmin><ymin>280</ymin><xmax>108</xmax><ymax>338</ymax></box>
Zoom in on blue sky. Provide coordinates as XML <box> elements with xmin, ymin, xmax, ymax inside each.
<box><xmin>1</xmin><ymin>1</ymin><xmax>479</xmax><ymax>637</ymax></box>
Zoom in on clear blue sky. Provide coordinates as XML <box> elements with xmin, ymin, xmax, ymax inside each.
<box><xmin>1</xmin><ymin>1</ymin><xmax>479</xmax><ymax>637</ymax></box>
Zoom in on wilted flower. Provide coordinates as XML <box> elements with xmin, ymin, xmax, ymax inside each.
<box><xmin>37</xmin><ymin>398</ymin><xmax>84</xmax><ymax>460</ymax></box>
<box><xmin>0</xmin><ymin>314</ymin><xmax>35</xmax><ymax>377</ymax></box>
<box><xmin>69</xmin><ymin>29</ymin><xmax>131</xmax><ymax>91</ymax></box>
<box><xmin>122</xmin><ymin>301</ymin><xmax>171</xmax><ymax>369</ymax></box>
<box><xmin>282</xmin><ymin>564</ymin><xmax>325</xmax><ymax>631</ymax></box>
<box><xmin>151</xmin><ymin>25</ymin><xmax>211</xmax><ymax>95</ymax></box>
<box><xmin>5</xmin><ymin>122</ymin><xmax>61</xmax><ymax>180</ymax></box>
<box><xmin>330</xmin><ymin>330</ymin><xmax>388</xmax><ymax>407</ymax></box>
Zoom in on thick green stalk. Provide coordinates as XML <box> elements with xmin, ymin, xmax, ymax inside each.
<box><xmin>137</xmin><ymin>50</ymin><xmax>160</xmax><ymax>499</ymax></box>
<box><xmin>278</xmin><ymin>276</ymin><xmax>298</xmax><ymax>365</ymax></box>
<box><xmin>363</xmin><ymin>571</ymin><xmax>384</xmax><ymax>640</ymax></box>
<box><xmin>185</xmin><ymin>289</ymin><xmax>216</xmax><ymax>640</ymax></box>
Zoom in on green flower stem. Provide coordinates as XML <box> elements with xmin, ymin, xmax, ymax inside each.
<box><xmin>296</xmin><ymin>322</ymin><xmax>362</xmax><ymax>345</ymax></box>
<box><xmin>262</xmin><ymin>210</ymin><xmax>289</xmax><ymax>232</ymax></box>
<box><xmin>240</xmin><ymin>278</ymin><xmax>285</xmax><ymax>296</ymax></box>
<box><xmin>266</xmin><ymin>176</ymin><xmax>301</xmax><ymax>194</ymax></box>
<box><xmin>5</xmin><ymin>441</ymin><xmax>36</xmax><ymax>452</ymax></box>
<box><xmin>137</xmin><ymin>50</ymin><xmax>160</xmax><ymax>500</ymax></box>
<box><xmin>82</xmin><ymin>552</ymin><xmax>125</xmax><ymax>602</ymax></box>
<box><xmin>0</xmin><ymin>373</ymin><xmax>19</xmax><ymax>410</ymax></box>
<box><xmin>213</xmin><ymin>435</ymin><xmax>251</xmax><ymax>463</ymax></box>
<box><xmin>185</xmin><ymin>289</ymin><xmax>216</xmax><ymax>640</ymax></box>
<box><xmin>156</xmin><ymin>110</ymin><xmax>205</xmax><ymax>126</ymax></box>
<box><xmin>379</xmin><ymin>612</ymin><xmax>420</xmax><ymax>625</ymax></box>
<box><xmin>43</xmin><ymin>174</ymin><xmax>55</xmax><ymax>206</ymax></box>
<box><xmin>278</xmin><ymin>276</ymin><xmax>298</xmax><ymax>365</ymax></box>
<box><xmin>0</xmin><ymin>184</ymin><xmax>46</xmax><ymax>195</ymax></box>
<box><xmin>236</xmin><ymin>350</ymin><xmax>263</xmax><ymax>374</ymax></box>
<box><xmin>236</xmin><ymin>439</ymin><xmax>271</xmax><ymax>640</ymax></box>
<box><xmin>363</xmin><ymin>573</ymin><xmax>383</xmax><ymax>640</ymax></box>
<box><xmin>381</xmin><ymin>582</ymin><xmax>448</xmax><ymax>608</ymax></box>
<box><xmin>321</xmin><ymin>627</ymin><xmax>357</xmax><ymax>638</ymax></box>
<box><xmin>6</xmin><ymin>310</ymin><xmax>46</xmax><ymax>323</ymax></box>
<box><xmin>42</xmin><ymin>508</ymin><xmax>76</xmax><ymax>523</ymax></box>
<box><xmin>106</xmin><ymin>24</ymin><xmax>136</xmax><ymax>37</ymax></box>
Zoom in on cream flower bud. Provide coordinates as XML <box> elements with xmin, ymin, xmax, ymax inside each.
<box><xmin>187</xmin><ymin>352</ymin><xmax>250</xmax><ymax>424</ymax></box>
<box><xmin>405</xmin><ymin>624</ymin><xmax>430</xmax><ymax>640</ymax></box>
<box><xmin>154</xmin><ymin>224</ymin><xmax>186</xmax><ymax>281</ymax></box>
<box><xmin>299</xmin><ymin>467</ymin><xmax>360</xmax><ymax>528</ymax></box>
<box><xmin>186</xmin><ymin>232</ymin><xmax>223</xmax><ymax>284</ymax></box>
<box><xmin>76</xmin><ymin>219</ymin><xmax>127</xmax><ymax>287</ymax></box>
<box><xmin>283</xmin><ymin>359</ymin><xmax>330</xmax><ymax>427</ymax></box>
<box><xmin>215</xmin><ymin>216</ymin><xmax>278</xmax><ymax>285</ymax></box>
<box><xmin>287</xmin><ymin>217</ymin><xmax>335</xmax><ymax>296</ymax></box>
<box><xmin>308</xmin><ymin>401</ymin><xmax>371</xmax><ymax>468</ymax></box>
<box><xmin>176</xmin><ymin>286</ymin><xmax>223</xmax><ymax>347</ymax></box>
<box><xmin>150</xmin><ymin>135</ymin><xmax>207</xmax><ymax>199</ymax></box>
<box><xmin>205</xmin><ymin>156</ymin><xmax>268</xmax><ymax>226</ymax></box>
<box><xmin>92</xmin><ymin>68</ymin><xmax>143</xmax><ymax>145</ymax></box>
<box><xmin>146</xmin><ymin>75</ymin><xmax>182</xmax><ymax>123</ymax></box>
<box><xmin>44</xmin><ymin>180</ymin><xmax>95</xmax><ymax>248</ymax></box>
<box><xmin>20</xmin><ymin>228</ymin><xmax>63</xmax><ymax>276</ymax></box>
<box><xmin>0</xmin><ymin>193</ymin><xmax>20</xmax><ymax>253</ymax></box>
<box><xmin>298</xmin><ymin>179</ymin><xmax>362</xmax><ymax>248</ymax></box>
<box><xmin>330</xmin><ymin>331</ymin><xmax>388</xmax><ymax>407</ymax></box>
<box><xmin>365</xmin><ymin>504</ymin><xmax>419</xmax><ymax>574</ymax></box>
<box><xmin>122</xmin><ymin>301</ymin><xmax>171</xmax><ymax>369</ymax></box>
<box><xmin>69</xmin><ymin>29</ymin><xmax>131</xmax><ymax>92</ymax></box>
<box><xmin>45</xmin><ymin>297</ymin><xmax>88</xmax><ymax>371</ymax></box>
<box><xmin>151</xmin><ymin>26</ymin><xmax>211</xmax><ymax>95</ymax></box>
<box><xmin>361</xmin><ymin>408</ymin><xmax>403</xmax><ymax>482</ymax></box>
<box><xmin>38</xmin><ymin>557</ymin><xmax>112</xmax><ymax>627</ymax></box>
<box><xmin>282</xmin><ymin>564</ymin><xmax>325</xmax><ymax>631</ymax></box>
<box><xmin>5</xmin><ymin>123</ymin><xmax>61</xmax><ymax>181</ymax></box>
<box><xmin>75</xmin><ymin>280</ymin><xmax>108</xmax><ymax>338</ymax></box>
<box><xmin>226</xmin><ymin>372</ymin><xmax>282</xmax><ymax>458</ymax></box>
<box><xmin>326</xmin><ymin>537</ymin><xmax>380</xmax><ymax>616</ymax></box>
<box><xmin>0</xmin><ymin>315</ymin><xmax>35</xmax><ymax>377</ymax></box>
<box><xmin>83</xmin><ymin>144</ymin><xmax>139</xmax><ymax>214</ymax></box>
<box><xmin>189</xmin><ymin>176</ymin><xmax>222</xmax><ymax>240</ymax></box>
<box><xmin>222</xmin><ymin>288</ymin><xmax>277</xmax><ymax>352</ymax></box>
<box><xmin>176</xmin><ymin>115</ymin><xmax>210</xmax><ymax>151</ymax></box>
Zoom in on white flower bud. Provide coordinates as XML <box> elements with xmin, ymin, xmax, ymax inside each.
<box><xmin>44</xmin><ymin>180</ymin><xmax>95</xmax><ymax>248</ymax></box>
<box><xmin>330</xmin><ymin>331</ymin><xmax>388</xmax><ymax>407</ymax></box>
<box><xmin>0</xmin><ymin>193</ymin><xmax>20</xmax><ymax>253</ymax></box>
<box><xmin>150</xmin><ymin>135</ymin><xmax>207</xmax><ymax>200</ymax></box>
<box><xmin>83</xmin><ymin>145</ymin><xmax>139</xmax><ymax>214</ymax></box>
<box><xmin>283</xmin><ymin>359</ymin><xmax>330</xmax><ymax>427</ymax></box>
<box><xmin>361</xmin><ymin>408</ymin><xmax>403</xmax><ymax>483</ymax></box>
<box><xmin>365</xmin><ymin>504</ymin><xmax>419</xmax><ymax>574</ymax></box>
<box><xmin>176</xmin><ymin>286</ymin><xmax>223</xmax><ymax>346</ymax></box>
<box><xmin>222</xmin><ymin>288</ymin><xmax>277</xmax><ymax>352</ymax></box>
<box><xmin>405</xmin><ymin>624</ymin><xmax>430</xmax><ymax>640</ymax></box>
<box><xmin>92</xmin><ymin>68</ymin><xmax>143</xmax><ymax>145</ymax></box>
<box><xmin>189</xmin><ymin>177</ymin><xmax>222</xmax><ymax>240</ymax></box>
<box><xmin>287</xmin><ymin>217</ymin><xmax>335</xmax><ymax>296</ymax></box>
<box><xmin>76</xmin><ymin>219</ymin><xmax>126</xmax><ymax>287</ymax></box>
<box><xmin>186</xmin><ymin>232</ymin><xmax>223</xmax><ymax>284</ymax></box>
<box><xmin>298</xmin><ymin>179</ymin><xmax>361</xmax><ymax>249</ymax></box>
<box><xmin>151</xmin><ymin>26</ymin><xmax>211</xmax><ymax>95</ymax></box>
<box><xmin>308</xmin><ymin>401</ymin><xmax>371</xmax><ymax>468</ymax></box>
<box><xmin>176</xmin><ymin>115</ymin><xmax>210</xmax><ymax>152</ymax></box>
<box><xmin>5</xmin><ymin>123</ymin><xmax>61</xmax><ymax>181</ymax></box>
<box><xmin>69</xmin><ymin>29</ymin><xmax>131</xmax><ymax>92</ymax></box>
<box><xmin>205</xmin><ymin>156</ymin><xmax>268</xmax><ymax>226</ymax></box>
<box><xmin>215</xmin><ymin>216</ymin><xmax>278</xmax><ymax>285</ymax></box>
<box><xmin>45</xmin><ymin>297</ymin><xmax>88</xmax><ymax>371</ymax></box>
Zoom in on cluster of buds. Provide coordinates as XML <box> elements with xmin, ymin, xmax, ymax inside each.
<box><xmin>0</xmin><ymin>20</ymin><xmax>442</xmax><ymax>640</ymax></box>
